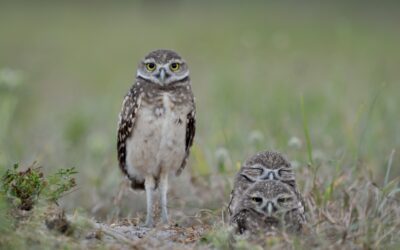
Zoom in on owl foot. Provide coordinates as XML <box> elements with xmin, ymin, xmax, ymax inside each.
<box><xmin>142</xmin><ymin>218</ymin><xmax>154</xmax><ymax>228</ymax></box>
<box><xmin>161</xmin><ymin>216</ymin><xmax>169</xmax><ymax>225</ymax></box>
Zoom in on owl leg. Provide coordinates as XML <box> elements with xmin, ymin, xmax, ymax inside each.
<box><xmin>159</xmin><ymin>173</ymin><xmax>169</xmax><ymax>224</ymax></box>
<box><xmin>144</xmin><ymin>175</ymin><xmax>155</xmax><ymax>227</ymax></box>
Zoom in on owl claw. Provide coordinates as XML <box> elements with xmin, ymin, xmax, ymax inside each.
<box><xmin>142</xmin><ymin>219</ymin><xmax>154</xmax><ymax>228</ymax></box>
<box><xmin>161</xmin><ymin>216</ymin><xmax>169</xmax><ymax>225</ymax></box>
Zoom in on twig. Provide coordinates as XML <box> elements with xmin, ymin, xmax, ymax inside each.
<box><xmin>90</xmin><ymin>221</ymin><xmax>138</xmax><ymax>247</ymax></box>
<box><xmin>374</xmin><ymin>224</ymin><xmax>399</xmax><ymax>248</ymax></box>
<box><xmin>321</xmin><ymin>210</ymin><xmax>337</xmax><ymax>225</ymax></box>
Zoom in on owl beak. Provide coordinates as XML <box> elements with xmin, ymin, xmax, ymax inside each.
<box><xmin>267</xmin><ymin>172</ymin><xmax>275</xmax><ymax>180</ymax></box>
<box><xmin>159</xmin><ymin>68</ymin><xmax>166</xmax><ymax>82</ymax></box>
<box><xmin>264</xmin><ymin>201</ymin><xmax>276</xmax><ymax>216</ymax></box>
<box><xmin>156</xmin><ymin>68</ymin><xmax>170</xmax><ymax>85</ymax></box>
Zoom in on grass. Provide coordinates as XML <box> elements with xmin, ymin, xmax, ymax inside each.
<box><xmin>300</xmin><ymin>94</ymin><xmax>313</xmax><ymax>166</ymax></box>
<box><xmin>0</xmin><ymin>1</ymin><xmax>399</xmax><ymax>249</ymax></box>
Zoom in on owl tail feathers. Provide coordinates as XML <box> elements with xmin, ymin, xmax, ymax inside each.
<box><xmin>175</xmin><ymin>168</ymin><xmax>183</xmax><ymax>176</ymax></box>
<box><xmin>176</xmin><ymin>156</ymin><xmax>188</xmax><ymax>176</ymax></box>
<box><xmin>130</xmin><ymin>178</ymin><xmax>145</xmax><ymax>190</ymax></box>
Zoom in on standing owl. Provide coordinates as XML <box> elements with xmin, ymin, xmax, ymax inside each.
<box><xmin>230</xmin><ymin>180</ymin><xmax>305</xmax><ymax>236</ymax></box>
<box><xmin>117</xmin><ymin>49</ymin><xmax>196</xmax><ymax>227</ymax></box>
<box><xmin>228</xmin><ymin>151</ymin><xmax>303</xmax><ymax>217</ymax></box>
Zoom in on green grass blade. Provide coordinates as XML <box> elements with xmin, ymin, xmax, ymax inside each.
<box><xmin>355</xmin><ymin>83</ymin><xmax>386</xmax><ymax>164</ymax></box>
<box><xmin>301</xmin><ymin>94</ymin><xmax>313</xmax><ymax>165</ymax></box>
<box><xmin>384</xmin><ymin>149</ymin><xmax>395</xmax><ymax>186</ymax></box>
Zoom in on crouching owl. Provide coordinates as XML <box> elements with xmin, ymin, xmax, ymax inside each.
<box><xmin>230</xmin><ymin>180</ymin><xmax>305</xmax><ymax>236</ymax></box>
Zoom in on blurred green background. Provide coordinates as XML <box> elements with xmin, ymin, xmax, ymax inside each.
<box><xmin>1</xmin><ymin>1</ymin><xmax>399</xmax><ymax>219</ymax></box>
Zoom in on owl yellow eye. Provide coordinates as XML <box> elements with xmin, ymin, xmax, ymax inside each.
<box><xmin>251</xmin><ymin>197</ymin><xmax>262</xmax><ymax>203</ymax></box>
<box><xmin>170</xmin><ymin>62</ymin><xmax>180</xmax><ymax>71</ymax></box>
<box><xmin>277</xmin><ymin>197</ymin><xmax>293</xmax><ymax>203</ymax></box>
<box><xmin>145</xmin><ymin>63</ymin><xmax>156</xmax><ymax>71</ymax></box>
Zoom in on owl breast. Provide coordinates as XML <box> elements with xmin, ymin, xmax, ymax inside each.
<box><xmin>125</xmin><ymin>92</ymin><xmax>189</xmax><ymax>180</ymax></box>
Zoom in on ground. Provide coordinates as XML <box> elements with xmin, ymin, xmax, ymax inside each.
<box><xmin>88</xmin><ymin>222</ymin><xmax>208</xmax><ymax>249</ymax></box>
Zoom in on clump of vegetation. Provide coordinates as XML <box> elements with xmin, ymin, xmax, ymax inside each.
<box><xmin>1</xmin><ymin>164</ymin><xmax>77</xmax><ymax>210</ymax></box>
<box><xmin>43</xmin><ymin>167</ymin><xmax>78</xmax><ymax>203</ymax></box>
<box><xmin>44</xmin><ymin>204</ymin><xmax>72</xmax><ymax>234</ymax></box>
<box><xmin>1</xmin><ymin>164</ymin><xmax>45</xmax><ymax>210</ymax></box>
<box><xmin>200</xmin><ymin>165</ymin><xmax>400</xmax><ymax>249</ymax></box>
<box><xmin>0</xmin><ymin>164</ymin><xmax>84</xmax><ymax>248</ymax></box>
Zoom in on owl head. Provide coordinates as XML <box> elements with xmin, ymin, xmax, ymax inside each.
<box><xmin>241</xmin><ymin>151</ymin><xmax>295</xmax><ymax>186</ymax></box>
<box><xmin>136</xmin><ymin>49</ymin><xmax>190</xmax><ymax>86</ymax></box>
<box><xmin>240</xmin><ymin>180</ymin><xmax>300</xmax><ymax>218</ymax></box>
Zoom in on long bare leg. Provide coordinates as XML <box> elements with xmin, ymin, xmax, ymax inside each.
<box><xmin>159</xmin><ymin>173</ymin><xmax>169</xmax><ymax>224</ymax></box>
<box><xmin>144</xmin><ymin>175</ymin><xmax>155</xmax><ymax>227</ymax></box>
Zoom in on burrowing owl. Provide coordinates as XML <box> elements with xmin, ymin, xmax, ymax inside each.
<box><xmin>117</xmin><ymin>49</ymin><xmax>196</xmax><ymax>227</ymax></box>
<box><xmin>228</xmin><ymin>151</ymin><xmax>304</xmax><ymax>217</ymax></box>
<box><xmin>230</xmin><ymin>180</ymin><xmax>305</xmax><ymax>236</ymax></box>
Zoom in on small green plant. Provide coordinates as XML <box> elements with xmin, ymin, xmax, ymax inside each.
<box><xmin>1</xmin><ymin>164</ymin><xmax>45</xmax><ymax>210</ymax></box>
<box><xmin>1</xmin><ymin>164</ymin><xmax>77</xmax><ymax>210</ymax></box>
<box><xmin>44</xmin><ymin>167</ymin><xmax>78</xmax><ymax>203</ymax></box>
<box><xmin>201</xmin><ymin>225</ymin><xmax>232</xmax><ymax>249</ymax></box>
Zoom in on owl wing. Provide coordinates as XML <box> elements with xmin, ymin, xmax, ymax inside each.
<box><xmin>230</xmin><ymin>209</ymin><xmax>255</xmax><ymax>234</ymax></box>
<box><xmin>228</xmin><ymin>182</ymin><xmax>242</xmax><ymax>216</ymax></box>
<box><xmin>283</xmin><ymin>207</ymin><xmax>307</xmax><ymax>233</ymax></box>
<box><xmin>228</xmin><ymin>169</ymin><xmax>259</xmax><ymax>215</ymax></box>
<box><xmin>117</xmin><ymin>86</ymin><xmax>144</xmax><ymax>189</ymax></box>
<box><xmin>176</xmin><ymin>107</ymin><xmax>196</xmax><ymax>176</ymax></box>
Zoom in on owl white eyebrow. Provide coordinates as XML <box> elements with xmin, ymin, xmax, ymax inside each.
<box><xmin>249</xmin><ymin>193</ymin><xmax>262</xmax><ymax>198</ymax></box>
<box><xmin>168</xmin><ymin>59</ymin><xmax>184</xmax><ymax>64</ymax></box>
<box><xmin>240</xmin><ymin>173</ymin><xmax>256</xmax><ymax>183</ymax></box>
<box><xmin>136</xmin><ymin>71</ymin><xmax>147</xmax><ymax>80</ymax></box>
<box><xmin>143</xmin><ymin>59</ymin><xmax>156</xmax><ymax>64</ymax></box>
<box><xmin>250</xmin><ymin>164</ymin><xmax>291</xmax><ymax>171</ymax></box>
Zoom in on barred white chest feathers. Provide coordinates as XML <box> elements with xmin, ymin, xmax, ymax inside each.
<box><xmin>125</xmin><ymin>92</ymin><xmax>190</xmax><ymax>180</ymax></box>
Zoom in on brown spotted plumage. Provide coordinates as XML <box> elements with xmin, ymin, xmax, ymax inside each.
<box><xmin>228</xmin><ymin>151</ymin><xmax>306</xmax><ymax>236</ymax></box>
<box><xmin>117</xmin><ymin>85</ymin><xmax>143</xmax><ymax>188</ymax></box>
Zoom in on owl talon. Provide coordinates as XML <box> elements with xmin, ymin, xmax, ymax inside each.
<box><xmin>161</xmin><ymin>216</ymin><xmax>169</xmax><ymax>225</ymax></box>
<box><xmin>142</xmin><ymin>220</ymin><xmax>154</xmax><ymax>228</ymax></box>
